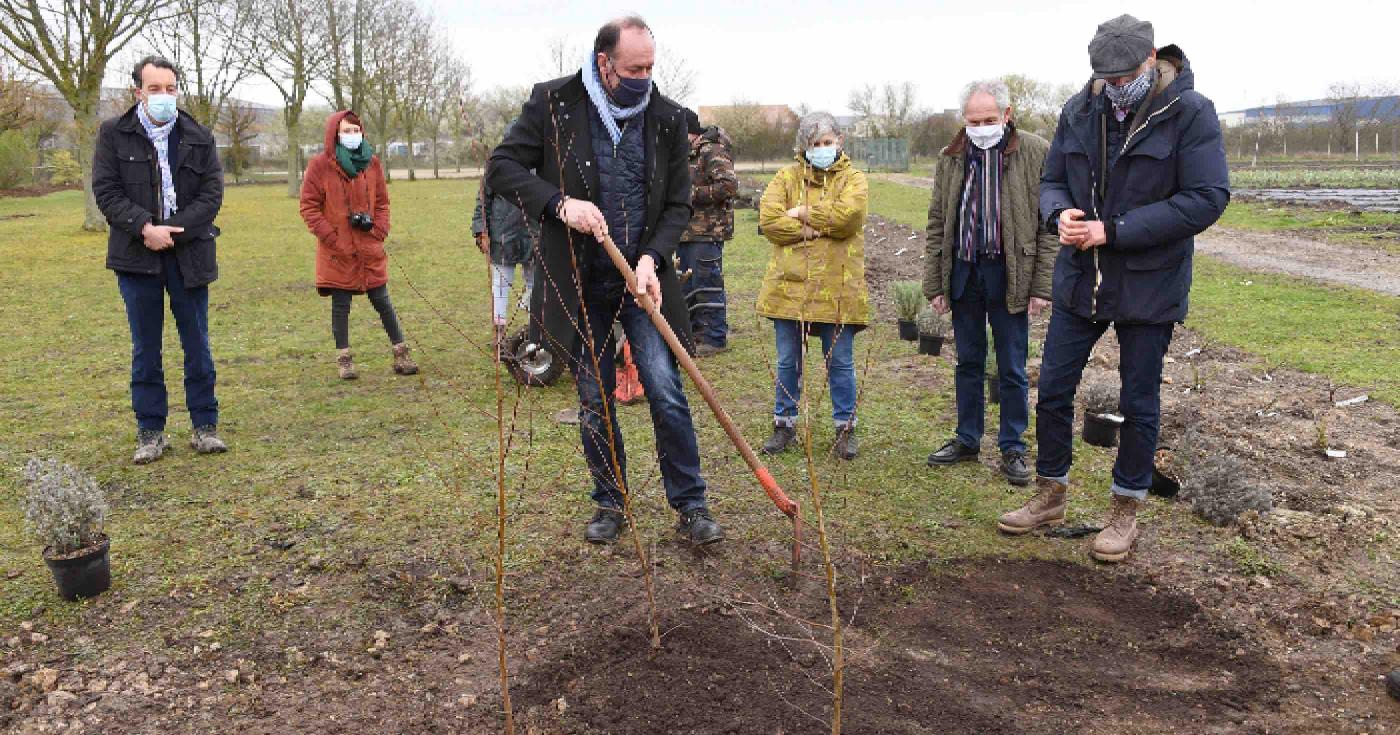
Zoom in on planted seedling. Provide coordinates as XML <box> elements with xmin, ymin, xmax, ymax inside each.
<box><xmin>892</xmin><ymin>281</ymin><xmax>923</xmax><ymax>322</ymax></box>
<box><xmin>916</xmin><ymin>305</ymin><xmax>948</xmax><ymax>337</ymax></box>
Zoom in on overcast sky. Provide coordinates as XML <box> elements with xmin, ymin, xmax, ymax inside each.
<box><xmin>233</xmin><ymin>0</ymin><xmax>1397</xmax><ymax>115</ymax></box>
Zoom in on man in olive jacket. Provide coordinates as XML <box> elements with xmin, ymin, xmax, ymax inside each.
<box><xmin>93</xmin><ymin>56</ymin><xmax>227</xmax><ymax>465</ymax></box>
<box><xmin>486</xmin><ymin>15</ymin><xmax>722</xmax><ymax>547</ymax></box>
<box><xmin>924</xmin><ymin>80</ymin><xmax>1057</xmax><ymax>486</ymax></box>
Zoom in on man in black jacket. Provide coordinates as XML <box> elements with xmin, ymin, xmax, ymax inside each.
<box><xmin>487</xmin><ymin>15</ymin><xmax>722</xmax><ymax>546</ymax></box>
<box><xmin>93</xmin><ymin>56</ymin><xmax>227</xmax><ymax>465</ymax></box>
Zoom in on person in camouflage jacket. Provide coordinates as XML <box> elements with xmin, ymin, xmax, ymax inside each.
<box><xmin>678</xmin><ymin>109</ymin><xmax>739</xmax><ymax>355</ymax></box>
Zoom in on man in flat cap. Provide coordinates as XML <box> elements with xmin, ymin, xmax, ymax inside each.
<box><xmin>997</xmin><ymin>14</ymin><xmax>1229</xmax><ymax>562</ymax></box>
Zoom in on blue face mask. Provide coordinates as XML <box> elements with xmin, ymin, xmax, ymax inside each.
<box><xmin>145</xmin><ymin>94</ymin><xmax>177</xmax><ymax>124</ymax></box>
<box><xmin>339</xmin><ymin>133</ymin><xmax>363</xmax><ymax>150</ymax></box>
<box><xmin>606</xmin><ymin>59</ymin><xmax>651</xmax><ymax>107</ymax></box>
<box><xmin>805</xmin><ymin>145</ymin><xmax>839</xmax><ymax>170</ymax></box>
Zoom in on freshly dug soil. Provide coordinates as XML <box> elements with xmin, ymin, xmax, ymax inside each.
<box><xmin>514</xmin><ymin>559</ymin><xmax>1280</xmax><ymax>734</ymax></box>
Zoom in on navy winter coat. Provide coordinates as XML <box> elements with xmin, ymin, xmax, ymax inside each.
<box><xmin>1040</xmin><ymin>46</ymin><xmax>1230</xmax><ymax>324</ymax></box>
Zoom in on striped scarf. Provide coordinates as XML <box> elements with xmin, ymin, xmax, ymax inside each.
<box><xmin>957</xmin><ymin>142</ymin><xmax>1003</xmax><ymax>261</ymax></box>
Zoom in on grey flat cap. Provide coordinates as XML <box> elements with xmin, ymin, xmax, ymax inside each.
<box><xmin>1089</xmin><ymin>14</ymin><xmax>1154</xmax><ymax>79</ymax></box>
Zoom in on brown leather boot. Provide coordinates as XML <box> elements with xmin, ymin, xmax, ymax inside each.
<box><xmin>997</xmin><ymin>477</ymin><xmax>1068</xmax><ymax>534</ymax></box>
<box><xmin>1091</xmin><ymin>494</ymin><xmax>1140</xmax><ymax>562</ymax></box>
<box><xmin>392</xmin><ymin>342</ymin><xmax>419</xmax><ymax>375</ymax></box>
<box><xmin>337</xmin><ymin>349</ymin><xmax>358</xmax><ymax>380</ymax></box>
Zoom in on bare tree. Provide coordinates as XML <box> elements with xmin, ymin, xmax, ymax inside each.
<box><xmin>0</xmin><ymin>56</ymin><xmax>39</xmax><ymax>131</ymax></box>
<box><xmin>359</xmin><ymin>0</ymin><xmax>414</xmax><ymax>180</ymax></box>
<box><xmin>848</xmin><ymin>82</ymin><xmax>917</xmax><ymax>138</ymax></box>
<box><xmin>655</xmin><ymin>47</ymin><xmax>696</xmax><ymax>105</ymax></box>
<box><xmin>389</xmin><ymin>6</ymin><xmax>437</xmax><ymax>181</ymax></box>
<box><xmin>1327</xmin><ymin>81</ymin><xmax>1362</xmax><ymax>154</ymax></box>
<box><xmin>542</xmin><ymin>35</ymin><xmax>581</xmax><ymax>79</ymax></box>
<box><xmin>324</xmin><ymin>0</ymin><xmax>371</xmax><ymax>110</ymax></box>
<box><xmin>140</xmin><ymin>0</ymin><xmax>257</xmax><ymax>127</ymax></box>
<box><xmin>249</xmin><ymin>0</ymin><xmax>331</xmax><ymax>197</ymax></box>
<box><xmin>0</xmin><ymin>0</ymin><xmax>178</xmax><ymax>229</ymax></box>
<box><xmin>218</xmin><ymin>98</ymin><xmax>259</xmax><ymax>182</ymax></box>
<box><xmin>426</xmin><ymin>56</ymin><xmax>470</xmax><ymax>179</ymax></box>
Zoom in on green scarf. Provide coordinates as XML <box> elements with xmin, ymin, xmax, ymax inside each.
<box><xmin>335</xmin><ymin>140</ymin><xmax>374</xmax><ymax>178</ymax></box>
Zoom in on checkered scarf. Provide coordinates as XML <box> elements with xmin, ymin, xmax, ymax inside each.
<box><xmin>135</xmin><ymin>103</ymin><xmax>178</xmax><ymax>219</ymax></box>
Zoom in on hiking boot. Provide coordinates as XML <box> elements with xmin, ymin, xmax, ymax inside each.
<box><xmin>761</xmin><ymin>423</ymin><xmax>797</xmax><ymax>455</ymax></box>
<box><xmin>190</xmin><ymin>425</ymin><xmax>229</xmax><ymax>454</ymax></box>
<box><xmin>997</xmin><ymin>477</ymin><xmax>1068</xmax><ymax>535</ymax></box>
<box><xmin>676</xmin><ymin>507</ymin><xmax>725</xmax><ymax>545</ymax></box>
<box><xmin>337</xmin><ymin>349</ymin><xmax>358</xmax><ymax>380</ymax></box>
<box><xmin>392</xmin><ymin>342</ymin><xmax>419</xmax><ymax>375</ymax></box>
<box><xmin>584</xmin><ymin>508</ymin><xmax>628</xmax><ymax>544</ymax></box>
<box><xmin>832</xmin><ymin>426</ymin><xmax>859</xmax><ymax>461</ymax></box>
<box><xmin>927</xmin><ymin>438</ymin><xmax>979</xmax><ymax>466</ymax></box>
<box><xmin>999</xmin><ymin>450</ymin><xmax>1032</xmax><ymax>486</ymax></box>
<box><xmin>133</xmin><ymin>429</ymin><xmax>170</xmax><ymax>465</ymax></box>
<box><xmin>1091</xmin><ymin>494</ymin><xmax>1141</xmax><ymax>563</ymax></box>
<box><xmin>695</xmin><ymin>342</ymin><xmax>727</xmax><ymax>358</ymax></box>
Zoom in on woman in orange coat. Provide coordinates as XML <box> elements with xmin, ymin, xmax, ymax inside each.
<box><xmin>299</xmin><ymin>110</ymin><xmax>417</xmax><ymax>379</ymax></box>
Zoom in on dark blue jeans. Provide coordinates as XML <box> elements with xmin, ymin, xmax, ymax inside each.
<box><xmin>950</xmin><ymin>262</ymin><xmax>1029</xmax><ymax>453</ymax></box>
<box><xmin>1035</xmin><ymin>307</ymin><xmax>1174</xmax><ymax>499</ymax></box>
<box><xmin>772</xmin><ymin>319</ymin><xmax>857</xmax><ymax>428</ymax></box>
<box><xmin>115</xmin><ymin>251</ymin><xmax>218</xmax><ymax>432</ymax></box>
<box><xmin>676</xmin><ymin>240</ymin><xmax>728</xmax><ymax>347</ymax></box>
<box><xmin>570</xmin><ymin>295</ymin><xmax>708</xmax><ymax>513</ymax></box>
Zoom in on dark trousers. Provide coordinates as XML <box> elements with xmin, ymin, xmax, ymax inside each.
<box><xmin>676</xmin><ymin>240</ymin><xmax>728</xmax><ymax>347</ymax></box>
<box><xmin>115</xmin><ymin>251</ymin><xmax>218</xmax><ymax>431</ymax></box>
<box><xmin>949</xmin><ymin>257</ymin><xmax>1029</xmax><ymax>453</ymax></box>
<box><xmin>570</xmin><ymin>295</ymin><xmax>708</xmax><ymax>513</ymax></box>
<box><xmin>1035</xmin><ymin>307</ymin><xmax>1174</xmax><ymax>499</ymax></box>
<box><xmin>329</xmin><ymin>285</ymin><xmax>405</xmax><ymax>350</ymax></box>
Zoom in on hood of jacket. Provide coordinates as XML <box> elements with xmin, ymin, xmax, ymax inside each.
<box><xmin>322</xmin><ymin>110</ymin><xmax>362</xmax><ymax>160</ymax></box>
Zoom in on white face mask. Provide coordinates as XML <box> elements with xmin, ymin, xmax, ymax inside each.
<box><xmin>966</xmin><ymin>123</ymin><xmax>1005</xmax><ymax>150</ymax></box>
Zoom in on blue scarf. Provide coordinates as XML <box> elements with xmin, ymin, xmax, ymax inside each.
<box><xmin>135</xmin><ymin>103</ymin><xmax>178</xmax><ymax>220</ymax></box>
<box><xmin>580</xmin><ymin>52</ymin><xmax>651</xmax><ymax>145</ymax></box>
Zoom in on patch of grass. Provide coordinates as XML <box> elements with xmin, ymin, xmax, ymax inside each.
<box><xmin>1230</xmin><ymin>167</ymin><xmax>1400</xmax><ymax>189</ymax></box>
<box><xmin>1218</xmin><ymin>537</ymin><xmax>1283</xmax><ymax>578</ymax></box>
<box><xmin>1217</xmin><ymin>200</ymin><xmax>1400</xmax><ymax>255</ymax></box>
<box><xmin>867</xmin><ymin>178</ymin><xmax>932</xmax><ymax>230</ymax></box>
<box><xmin>1189</xmin><ymin>257</ymin><xmax>1400</xmax><ymax>405</ymax></box>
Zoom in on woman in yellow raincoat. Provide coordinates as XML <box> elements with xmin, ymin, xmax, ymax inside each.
<box><xmin>756</xmin><ymin>111</ymin><xmax>870</xmax><ymax>460</ymax></box>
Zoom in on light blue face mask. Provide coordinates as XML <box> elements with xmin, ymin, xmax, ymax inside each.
<box><xmin>145</xmin><ymin>94</ymin><xmax>177</xmax><ymax>124</ymax></box>
<box><xmin>805</xmin><ymin>145</ymin><xmax>838</xmax><ymax>170</ymax></box>
<box><xmin>339</xmin><ymin>133</ymin><xmax>363</xmax><ymax>150</ymax></box>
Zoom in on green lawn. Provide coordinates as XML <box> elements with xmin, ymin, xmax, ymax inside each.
<box><xmin>0</xmin><ymin>180</ymin><xmax>1122</xmax><ymax>634</ymax></box>
<box><xmin>864</xmin><ymin>182</ymin><xmax>1400</xmax><ymax>406</ymax></box>
<box><xmin>1218</xmin><ymin>199</ymin><xmax>1400</xmax><ymax>255</ymax></box>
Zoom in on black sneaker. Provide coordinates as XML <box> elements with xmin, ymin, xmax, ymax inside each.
<box><xmin>927</xmin><ymin>438</ymin><xmax>979</xmax><ymax>466</ymax></box>
<box><xmin>999</xmin><ymin>450</ymin><xmax>1032</xmax><ymax>486</ymax></box>
<box><xmin>676</xmin><ymin>507</ymin><xmax>724</xmax><ymax>546</ymax></box>
<box><xmin>761</xmin><ymin>424</ymin><xmax>797</xmax><ymax>455</ymax></box>
<box><xmin>584</xmin><ymin>508</ymin><xmax>628</xmax><ymax>544</ymax></box>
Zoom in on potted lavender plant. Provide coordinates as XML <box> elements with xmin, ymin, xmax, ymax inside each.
<box><xmin>23</xmin><ymin>459</ymin><xmax>111</xmax><ymax>601</ymax></box>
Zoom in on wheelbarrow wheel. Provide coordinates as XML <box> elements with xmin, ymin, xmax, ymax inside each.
<box><xmin>504</xmin><ymin>329</ymin><xmax>564</xmax><ymax>387</ymax></box>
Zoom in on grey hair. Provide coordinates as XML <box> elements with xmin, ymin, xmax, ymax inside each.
<box><xmin>794</xmin><ymin>111</ymin><xmax>841</xmax><ymax>152</ymax></box>
<box><xmin>959</xmin><ymin>79</ymin><xmax>1010</xmax><ymax>113</ymax></box>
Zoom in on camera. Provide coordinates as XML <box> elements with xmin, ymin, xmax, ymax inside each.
<box><xmin>349</xmin><ymin>212</ymin><xmax>374</xmax><ymax>232</ymax></box>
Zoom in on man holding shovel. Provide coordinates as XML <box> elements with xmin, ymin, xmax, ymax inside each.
<box><xmin>487</xmin><ymin>14</ymin><xmax>723</xmax><ymax>546</ymax></box>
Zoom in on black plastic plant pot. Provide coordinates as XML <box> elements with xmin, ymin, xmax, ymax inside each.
<box><xmin>1150</xmin><ymin>467</ymin><xmax>1181</xmax><ymax>498</ymax></box>
<box><xmin>897</xmin><ymin>320</ymin><xmax>918</xmax><ymax>341</ymax></box>
<box><xmin>986</xmin><ymin>375</ymin><xmax>1001</xmax><ymax>404</ymax></box>
<box><xmin>1082</xmin><ymin>412</ymin><xmax>1122</xmax><ymax>448</ymax></box>
<box><xmin>918</xmin><ymin>335</ymin><xmax>944</xmax><ymax>356</ymax></box>
<box><xmin>44</xmin><ymin>535</ymin><xmax>111</xmax><ymax>602</ymax></box>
